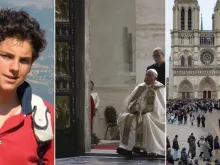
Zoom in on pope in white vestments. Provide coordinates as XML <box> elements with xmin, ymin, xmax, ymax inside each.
<box><xmin>116</xmin><ymin>69</ymin><xmax>165</xmax><ymax>156</ymax></box>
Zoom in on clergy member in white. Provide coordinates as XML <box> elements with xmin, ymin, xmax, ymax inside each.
<box><xmin>89</xmin><ymin>81</ymin><xmax>101</xmax><ymax>137</ymax></box>
<box><xmin>117</xmin><ymin>69</ymin><xmax>165</xmax><ymax>156</ymax></box>
<box><xmin>90</xmin><ymin>81</ymin><xmax>100</xmax><ymax>110</ymax></box>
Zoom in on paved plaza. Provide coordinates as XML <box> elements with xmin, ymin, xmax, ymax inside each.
<box><xmin>167</xmin><ymin>109</ymin><xmax>220</xmax><ymax>165</ymax></box>
<box><xmin>56</xmin><ymin>156</ymin><xmax>164</xmax><ymax>165</ymax></box>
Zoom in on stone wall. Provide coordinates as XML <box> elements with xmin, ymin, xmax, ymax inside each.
<box><xmin>135</xmin><ymin>0</ymin><xmax>165</xmax><ymax>84</ymax></box>
<box><xmin>84</xmin><ymin>0</ymin><xmax>91</xmax><ymax>152</ymax></box>
<box><xmin>89</xmin><ymin>0</ymin><xmax>136</xmax><ymax>139</ymax></box>
<box><xmin>88</xmin><ymin>0</ymin><xmax>166</xmax><ymax>140</ymax></box>
<box><xmin>89</xmin><ymin>0</ymin><xmax>136</xmax><ymax>86</ymax></box>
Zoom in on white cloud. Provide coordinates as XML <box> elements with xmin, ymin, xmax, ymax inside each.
<box><xmin>10</xmin><ymin>0</ymin><xmax>54</xmax><ymax>9</ymax></box>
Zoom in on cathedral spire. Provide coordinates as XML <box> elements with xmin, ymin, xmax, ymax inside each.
<box><xmin>201</xmin><ymin>14</ymin><xmax>203</xmax><ymax>30</ymax></box>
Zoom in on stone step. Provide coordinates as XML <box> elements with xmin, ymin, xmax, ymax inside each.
<box><xmin>85</xmin><ymin>149</ymin><xmax>165</xmax><ymax>160</ymax></box>
<box><xmin>56</xmin><ymin>156</ymin><xmax>165</xmax><ymax>165</ymax></box>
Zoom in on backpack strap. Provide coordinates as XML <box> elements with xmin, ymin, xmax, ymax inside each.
<box><xmin>31</xmin><ymin>94</ymin><xmax>54</xmax><ymax>164</ymax></box>
<box><xmin>37</xmin><ymin>141</ymin><xmax>51</xmax><ymax>165</ymax></box>
<box><xmin>31</xmin><ymin>94</ymin><xmax>53</xmax><ymax>142</ymax></box>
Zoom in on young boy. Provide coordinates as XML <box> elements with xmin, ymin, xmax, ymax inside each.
<box><xmin>0</xmin><ymin>8</ymin><xmax>54</xmax><ymax>164</ymax></box>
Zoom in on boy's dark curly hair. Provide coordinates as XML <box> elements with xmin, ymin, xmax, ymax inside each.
<box><xmin>0</xmin><ymin>8</ymin><xmax>47</xmax><ymax>62</ymax></box>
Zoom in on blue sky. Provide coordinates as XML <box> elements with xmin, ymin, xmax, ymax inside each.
<box><xmin>1</xmin><ymin>0</ymin><xmax>53</xmax><ymax>9</ymax></box>
<box><xmin>166</xmin><ymin>0</ymin><xmax>217</xmax><ymax>77</ymax></box>
<box><xmin>0</xmin><ymin>0</ymin><xmax>55</xmax><ymax>103</ymax></box>
<box><xmin>0</xmin><ymin>0</ymin><xmax>54</xmax><ymax>54</ymax></box>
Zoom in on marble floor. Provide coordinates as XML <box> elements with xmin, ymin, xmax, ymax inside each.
<box><xmin>56</xmin><ymin>156</ymin><xmax>165</xmax><ymax>165</ymax></box>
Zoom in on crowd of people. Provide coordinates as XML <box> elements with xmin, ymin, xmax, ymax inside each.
<box><xmin>167</xmin><ymin>133</ymin><xmax>220</xmax><ymax>165</ymax></box>
<box><xmin>167</xmin><ymin>99</ymin><xmax>220</xmax><ymax>127</ymax></box>
<box><xmin>166</xmin><ymin>99</ymin><xmax>220</xmax><ymax>165</ymax></box>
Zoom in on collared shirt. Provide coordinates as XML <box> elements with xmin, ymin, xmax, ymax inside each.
<box><xmin>0</xmin><ymin>101</ymin><xmax>54</xmax><ymax>165</ymax></box>
<box><xmin>0</xmin><ymin>82</ymin><xmax>54</xmax><ymax>165</ymax></box>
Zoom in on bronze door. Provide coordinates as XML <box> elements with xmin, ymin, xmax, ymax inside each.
<box><xmin>56</xmin><ymin>0</ymin><xmax>85</xmax><ymax>158</ymax></box>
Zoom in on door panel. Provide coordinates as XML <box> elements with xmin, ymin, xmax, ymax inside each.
<box><xmin>55</xmin><ymin>0</ymin><xmax>85</xmax><ymax>158</ymax></box>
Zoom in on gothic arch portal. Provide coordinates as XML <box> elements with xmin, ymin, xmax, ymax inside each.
<box><xmin>198</xmin><ymin>77</ymin><xmax>217</xmax><ymax>99</ymax></box>
<box><xmin>178</xmin><ymin>79</ymin><xmax>194</xmax><ymax>99</ymax></box>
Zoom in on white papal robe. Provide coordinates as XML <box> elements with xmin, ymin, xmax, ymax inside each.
<box><xmin>117</xmin><ymin>81</ymin><xmax>165</xmax><ymax>156</ymax></box>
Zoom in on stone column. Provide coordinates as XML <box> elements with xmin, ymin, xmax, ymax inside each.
<box><xmin>194</xmin><ymin>9</ymin><xmax>198</xmax><ymax>30</ymax></box>
<box><xmin>218</xmin><ymin>10</ymin><xmax>220</xmax><ymax>29</ymax></box>
<box><xmin>192</xmin><ymin>8</ymin><xmax>194</xmax><ymax>30</ymax></box>
<box><xmin>169</xmin><ymin>51</ymin><xmax>174</xmax><ymax>99</ymax></box>
<box><xmin>185</xmin><ymin>9</ymin><xmax>188</xmax><ymax>30</ymax></box>
<box><xmin>173</xmin><ymin>5</ymin><xmax>178</xmax><ymax>30</ymax></box>
<box><xmin>177</xmin><ymin>7</ymin><xmax>179</xmax><ymax>30</ymax></box>
<box><xmin>218</xmin><ymin>90</ymin><xmax>220</xmax><ymax>99</ymax></box>
<box><xmin>197</xmin><ymin>8</ymin><xmax>200</xmax><ymax>30</ymax></box>
<box><xmin>178</xmin><ymin>9</ymin><xmax>181</xmax><ymax>29</ymax></box>
<box><xmin>194</xmin><ymin>91</ymin><xmax>198</xmax><ymax>98</ymax></box>
<box><xmin>174</xmin><ymin>92</ymin><xmax>178</xmax><ymax>99</ymax></box>
<box><xmin>185</xmin><ymin>58</ymin><xmax>188</xmax><ymax>66</ymax></box>
<box><xmin>84</xmin><ymin>0</ymin><xmax>91</xmax><ymax>152</ymax></box>
<box><xmin>173</xmin><ymin>7</ymin><xmax>176</xmax><ymax>30</ymax></box>
<box><xmin>215</xmin><ymin>11</ymin><xmax>218</xmax><ymax>30</ymax></box>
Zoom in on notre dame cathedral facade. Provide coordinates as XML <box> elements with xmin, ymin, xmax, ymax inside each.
<box><xmin>169</xmin><ymin>0</ymin><xmax>220</xmax><ymax>99</ymax></box>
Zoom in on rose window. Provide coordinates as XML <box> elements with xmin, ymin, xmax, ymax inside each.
<box><xmin>200</xmin><ymin>51</ymin><xmax>214</xmax><ymax>65</ymax></box>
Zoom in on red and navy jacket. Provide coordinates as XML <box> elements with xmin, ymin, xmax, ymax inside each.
<box><xmin>0</xmin><ymin>81</ymin><xmax>54</xmax><ymax>165</ymax></box>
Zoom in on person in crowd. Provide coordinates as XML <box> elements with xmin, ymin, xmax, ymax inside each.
<box><xmin>203</xmin><ymin>138</ymin><xmax>211</xmax><ymax>161</ymax></box>
<box><xmin>187</xmin><ymin>133</ymin><xmax>195</xmax><ymax>156</ymax></box>
<box><xmin>214</xmin><ymin>136</ymin><xmax>220</xmax><ymax>157</ymax></box>
<box><xmin>194</xmin><ymin>159</ymin><xmax>199</xmax><ymax>165</ymax></box>
<box><xmin>167</xmin><ymin>148</ymin><xmax>174</xmax><ymax>165</ymax></box>
<box><xmin>201</xmin><ymin>115</ymin><xmax>206</xmax><ymax>128</ymax></box>
<box><xmin>178</xmin><ymin>160</ymin><xmax>184</xmax><ymax>165</ymax></box>
<box><xmin>206</xmin><ymin>158</ymin><xmax>212</xmax><ymax>165</ymax></box>
<box><xmin>184</xmin><ymin>113</ymin><xmax>188</xmax><ymax>125</ymax></box>
<box><xmin>187</xmin><ymin>159</ymin><xmax>194</xmax><ymax>165</ymax></box>
<box><xmin>190</xmin><ymin>114</ymin><xmax>195</xmax><ymax>126</ymax></box>
<box><xmin>198</xmin><ymin>136</ymin><xmax>205</xmax><ymax>158</ymax></box>
<box><xmin>189</xmin><ymin>136</ymin><xmax>196</xmax><ymax>159</ymax></box>
<box><xmin>197</xmin><ymin>114</ymin><xmax>201</xmax><ymax>127</ymax></box>
<box><xmin>215</xmin><ymin>159</ymin><xmax>220</xmax><ymax>165</ymax></box>
<box><xmin>167</xmin><ymin>135</ymin><xmax>171</xmax><ymax>149</ymax></box>
<box><xmin>172</xmin><ymin>135</ymin><xmax>180</xmax><ymax>161</ymax></box>
<box><xmin>171</xmin><ymin>113</ymin><xmax>175</xmax><ymax>124</ymax></box>
<box><xmin>180</xmin><ymin>148</ymin><xmax>188</xmax><ymax>165</ymax></box>
<box><xmin>206</xmin><ymin>133</ymin><xmax>214</xmax><ymax>157</ymax></box>
<box><xmin>178</xmin><ymin>114</ymin><xmax>182</xmax><ymax>125</ymax></box>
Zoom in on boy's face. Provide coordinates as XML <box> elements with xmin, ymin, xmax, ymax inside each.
<box><xmin>0</xmin><ymin>38</ymin><xmax>32</xmax><ymax>92</ymax></box>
